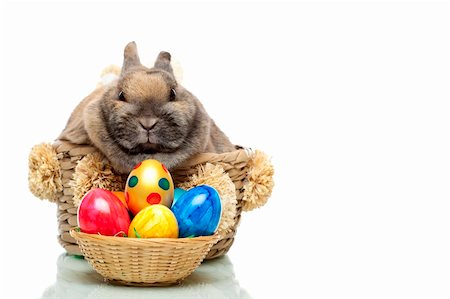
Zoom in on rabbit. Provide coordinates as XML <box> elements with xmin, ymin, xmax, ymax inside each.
<box><xmin>58</xmin><ymin>41</ymin><xmax>235</xmax><ymax>174</ymax></box>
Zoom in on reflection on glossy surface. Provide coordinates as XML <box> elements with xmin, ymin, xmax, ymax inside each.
<box><xmin>40</xmin><ymin>253</ymin><xmax>252</xmax><ymax>299</ymax></box>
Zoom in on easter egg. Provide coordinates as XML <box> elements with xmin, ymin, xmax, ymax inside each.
<box><xmin>112</xmin><ymin>191</ymin><xmax>128</xmax><ymax>209</ymax></box>
<box><xmin>125</xmin><ymin>159</ymin><xmax>174</xmax><ymax>215</ymax></box>
<box><xmin>173</xmin><ymin>187</ymin><xmax>187</xmax><ymax>206</ymax></box>
<box><xmin>128</xmin><ymin>205</ymin><xmax>179</xmax><ymax>238</ymax></box>
<box><xmin>171</xmin><ymin>185</ymin><xmax>222</xmax><ymax>238</ymax></box>
<box><xmin>77</xmin><ymin>188</ymin><xmax>131</xmax><ymax>236</ymax></box>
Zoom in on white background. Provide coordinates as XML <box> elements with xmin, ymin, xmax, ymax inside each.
<box><xmin>0</xmin><ymin>1</ymin><xmax>448</xmax><ymax>298</ymax></box>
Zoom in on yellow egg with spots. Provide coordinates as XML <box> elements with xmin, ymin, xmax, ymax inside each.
<box><xmin>125</xmin><ymin>159</ymin><xmax>174</xmax><ymax>215</ymax></box>
<box><xmin>128</xmin><ymin>205</ymin><xmax>179</xmax><ymax>238</ymax></box>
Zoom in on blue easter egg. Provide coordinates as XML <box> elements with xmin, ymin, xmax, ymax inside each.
<box><xmin>171</xmin><ymin>185</ymin><xmax>222</xmax><ymax>238</ymax></box>
<box><xmin>173</xmin><ymin>188</ymin><xmax>187</xmax><ymax>206</ymax></box>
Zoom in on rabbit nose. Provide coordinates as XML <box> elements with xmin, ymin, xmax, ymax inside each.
<box><xmin>138</xmin><ymin>117</ymin><xmax>158</xmax><ymax>131</ymax></box>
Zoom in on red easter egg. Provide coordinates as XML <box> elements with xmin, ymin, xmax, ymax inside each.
<box><xmin>77</xmin><ymin>188</ymin><xmax>131</xmax><ymax>236</ymax></box>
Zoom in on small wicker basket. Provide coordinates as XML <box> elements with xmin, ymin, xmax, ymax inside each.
<box><xmin>70</xmin><ymin>229</ymin><xmax>220</xmax><ymax>286</ymax></box>
<box><xmin>54</xmin><ymin>141</ymin><xmax>253</xmax><ymax>260</ymax></box>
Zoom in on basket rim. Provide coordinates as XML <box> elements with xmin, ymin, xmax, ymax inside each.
<box><xmin>176</xmin><ymin>147</ymin><xmax>253</xmax><ymax>168</ymax></box>
<box><xmin>54</xmin><ymin>140</ymin><xmax>253</xmax><ymax>167</ymax></box>
<box><xmin>70</xmin><ymin>228</ymin><xmax>220</xmax><ymax>246</ymax></box>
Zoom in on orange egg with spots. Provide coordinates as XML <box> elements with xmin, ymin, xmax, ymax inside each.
<box><xmin>125</xmin><ymin>159</ymin><xmax>174</xmax><ymax>215</ymax></box>
<box><xmin>112</xmin><ymin>191</ymin><xmax>128</xmax><ymax>209</ymax></box>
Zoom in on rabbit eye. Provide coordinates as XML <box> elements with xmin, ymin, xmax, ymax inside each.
<box><xmin>118</xmin><ymin>91</ymin><xmax>126</xmax><ymax>101</ymax></box>
<box><xmin>169</xmin><ymin>88</ymin><xmax>176</xmax><ymax>101</ymax></box>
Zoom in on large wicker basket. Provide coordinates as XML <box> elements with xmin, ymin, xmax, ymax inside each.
<box><xmin>70</xmin><ymin>229</ymin><xmax>220</xmax><ymax>286</ymax></box>
<box><xmin>54</xmin><ymin>141</ymin><xmax>253</xmax><ymax>260</ymax></box>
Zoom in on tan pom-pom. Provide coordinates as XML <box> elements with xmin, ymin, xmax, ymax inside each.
<box><xmin>100</xmin><ymin>64</ymin><xmax>121</xmax><ymax>77</ymax></box>
<box><xmin>178</xmin><ymin>163</ymin><xmax>237</xmax><ymax>236</ymax></box>
<box><xmin>71</xmin><ymin>152</ymin><xmax>125</xmax><ymax>207</ymax></box>
<box><xmin>28</xmin><ymin>143</ymin><xmax>63</xmax><ymax>202</ymax></box>
<box><xmin>242</xmin><ymin>150</ymin><xmax>274</xmax><ymax>211</ymax></box>
<box><xmin>171</xmin><ymin>58</ymin><xmax>183</xmax><ymax>83</ymax></box>
<box><xmin>98</xmin><ymin>65</ymin><xmax>121</xmax><ymax>87</ymax></box>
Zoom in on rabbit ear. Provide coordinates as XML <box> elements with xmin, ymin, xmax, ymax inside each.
<box><xmin>122</xmin><ymin>41</ymin><xmax>141</xmax><ymax>72</ymax></box>
<box><xmin>154</xmin><ymin>51</ymin><xmax>174</xmax><ymax>74</ymax></box>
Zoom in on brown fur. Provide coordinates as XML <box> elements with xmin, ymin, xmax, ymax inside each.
<box><xmin>59</xmin><ymin>42</ymin><xmax>234</xmax><ymax>174</ymax></box>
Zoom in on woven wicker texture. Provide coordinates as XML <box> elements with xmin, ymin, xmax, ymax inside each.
<box><xmin>70</xmin><ymin>229</ymin><xmax>219</xmax><ymax>286</ymax></box>
<box><xmin>54</xmin><ymin>140</ymin><xmax>252</xmax><ymax>259</ymax></box>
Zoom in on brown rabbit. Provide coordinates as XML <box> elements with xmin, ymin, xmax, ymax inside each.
<box><xmin>58</xmin><ymin>42</ymin><xmax>235</xmax><ymax>174</ymax></box>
